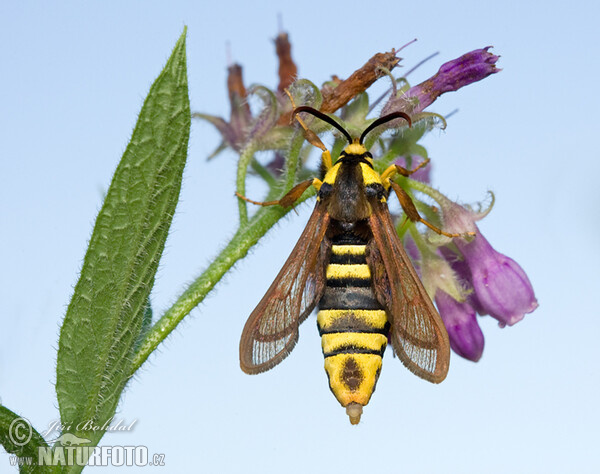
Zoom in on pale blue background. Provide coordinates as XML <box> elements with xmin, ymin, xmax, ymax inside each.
<box><xmin>1</xmin><ymin>1</ymin><xmax>599</xmax><ymax>472</ymax></box>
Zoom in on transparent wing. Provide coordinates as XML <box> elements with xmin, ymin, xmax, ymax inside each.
<box><xmin>367</xmin><ymin>200</ymin><xmax>450</xmax><ymax>383</ymax></box>
<box><xmin>239</xmin><ymin>202</ymin><xmax>331</xmax><ymax>374</ymax></box>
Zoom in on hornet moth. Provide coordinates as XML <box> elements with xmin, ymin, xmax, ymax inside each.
<box><xmin>238</xmin><ymin>105</ymin><xmax>459</xmax><ymax>424</ymax></box>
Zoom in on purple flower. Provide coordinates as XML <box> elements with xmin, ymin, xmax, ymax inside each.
<box><xmin>417</xmin><ymin>245</ymin><xmax>483</xmax><ymax>361</ymax></box>
<box><xmin>435</xmin><ymin>290</ymin><xmax>484</xmax><ymax>362</ymax></box>
<box><xmin>455</xmin><ymin>232</ymin><xmax>538</xmax><ymax>327</ymax></box>
<box><xmin>441</xmin><ymin>199</ymin><xmax>538</xmax><ymax>327</ymax></box>
<box><xmin>384</xmin><ymin>47</ymin><xmax>499</xmax><ymax>115</ymax></box>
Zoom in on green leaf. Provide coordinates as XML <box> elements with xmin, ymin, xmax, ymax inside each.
<box><xmin>0</xmin><ymin>405</ymin><xmax>56</xmax><ymax>473</ymax></box>
<box><xmin>55</xmin><ymin>27</ymin><xmax>190</xmax><ymax>458</ymax></box>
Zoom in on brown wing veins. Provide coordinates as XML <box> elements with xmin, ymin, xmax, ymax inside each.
<box><xmin>367</xmin><ymin>199</ymin><xmax>450</xmax><ymax>383</ymax></box>
<box><xmin>239</xmin><ymin>202</ymin><xmax>331</xmax><ymax>374</ymax></box>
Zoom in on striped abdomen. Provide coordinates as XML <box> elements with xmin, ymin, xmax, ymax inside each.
<box><xmin>317</xmin><ymin>237</ymin><xmax>390</xmax><ymax>411</ymax></box>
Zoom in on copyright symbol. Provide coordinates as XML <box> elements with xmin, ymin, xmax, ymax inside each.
<box><xmin>9</xmin><ymin>417</ymin><xmax>32</xmax><ymax>447</ymax></box>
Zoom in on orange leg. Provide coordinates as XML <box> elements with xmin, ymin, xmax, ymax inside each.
<box><xmin>380</xmin><ymin>158</ymin><xmax>430</xmax><ymax>182</ymax></box>
<box><xmin>389</xmin><ymin>181</ymin><xmax>473</xmax><ymax>238</ymax></box>
<box><xmin>235</xmin><ymin>179</ymin><xmax>316</xmax><ymax>208</ymax></box>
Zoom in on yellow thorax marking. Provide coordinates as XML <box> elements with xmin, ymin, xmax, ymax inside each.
<box><xmin>359</xmin><ymin>163</ymin><xmax>383</xmax><ymax>186</ymax></box>
<box><xmin>323</xmin><ymin>162</ymin><xmax>341</xmax><ymax>185</ymax></box>
<box><xmin>344</xmin><ymin>143</ymin><xmax>367</xmax><ymax>155</ymax></box>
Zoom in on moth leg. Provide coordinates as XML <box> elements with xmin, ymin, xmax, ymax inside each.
<box><xmin>284</xmin><ymin>89</ymin><xmax>333</xmax><ymax>171</ymax></box>
<box><xmin>380</xmin><ymin>158</ymin><xmax>430</xmax><ymax>182</ymax></box>
<box><xmin>389</xmin><ymin>181</ymin><xmax>471</xmax><ymax>238</ymax></box>
<box><xmin>236</xmin><ymin>178</ymin><xmax>319</xmax><ymax>208</ymax></box>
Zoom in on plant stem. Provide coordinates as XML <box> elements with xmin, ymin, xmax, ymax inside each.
<box><xmin>235</xmin><ymin>143</ymin><xmax>257</xmax><ymax>226</ymax></box>
<box><xmin>282</xmin><ymin>131</ymin><xmax>305</xmax><ymax>189</ymax></box>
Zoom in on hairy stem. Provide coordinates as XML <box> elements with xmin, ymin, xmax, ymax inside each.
<box><xmin>235</xmin><ymin>143</ymin><xmax>257</xmax><ymax>225</ymax></box>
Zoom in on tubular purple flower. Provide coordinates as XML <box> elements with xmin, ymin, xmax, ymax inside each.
<box><xmin>384</xmin><ymin>47</ymin><xmax>499</xmax><ymax>115</ymax></box>
<box><xmin>435</xmin><ymin>290</ymin><xmax>484</xmax><ymax>362</ymax></box>
<box><xmin>455</xmin><ymin>231</ymin><xmax>538</xmax><ymax>327</ymax></box>
<box><xmin>441</xmin><ymin>200</ymin><xmax>539</xmax><ymax>327</ymax></box>
<box><xmin>408</xmin><ymin>47</ymin><xmax>499</xmax><ymax>112</ymax></box>
<box><xmin>438</xmin><ymin>245</ymin><xmax>487</xmax><ymax>317</ymax></box>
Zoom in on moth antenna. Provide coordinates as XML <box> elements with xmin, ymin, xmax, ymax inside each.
<box><xmin>292</xmin><ymin>106</ymin><xmax>353</xmax><ymax>144</ymax></box>
<box><xmin>359</xmin><ymin>112</ymin><xmax>412</xmax><ymax>144</ymax></box>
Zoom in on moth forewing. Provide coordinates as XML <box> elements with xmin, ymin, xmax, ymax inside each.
<box><xmin>239</xmin><ymin>203</ymin><xmax>331</xmax><ymax>374</ymax></box>
<box><xmin>367</xmin><ymin>198</ymin><xmax>450</xmax><ymax>383</ymax></box>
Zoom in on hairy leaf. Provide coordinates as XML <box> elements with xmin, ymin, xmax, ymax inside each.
<box><xmin>55</xmin><ymin>28</ymin><xmax>190</xmax><ymax>461</ymax></box>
